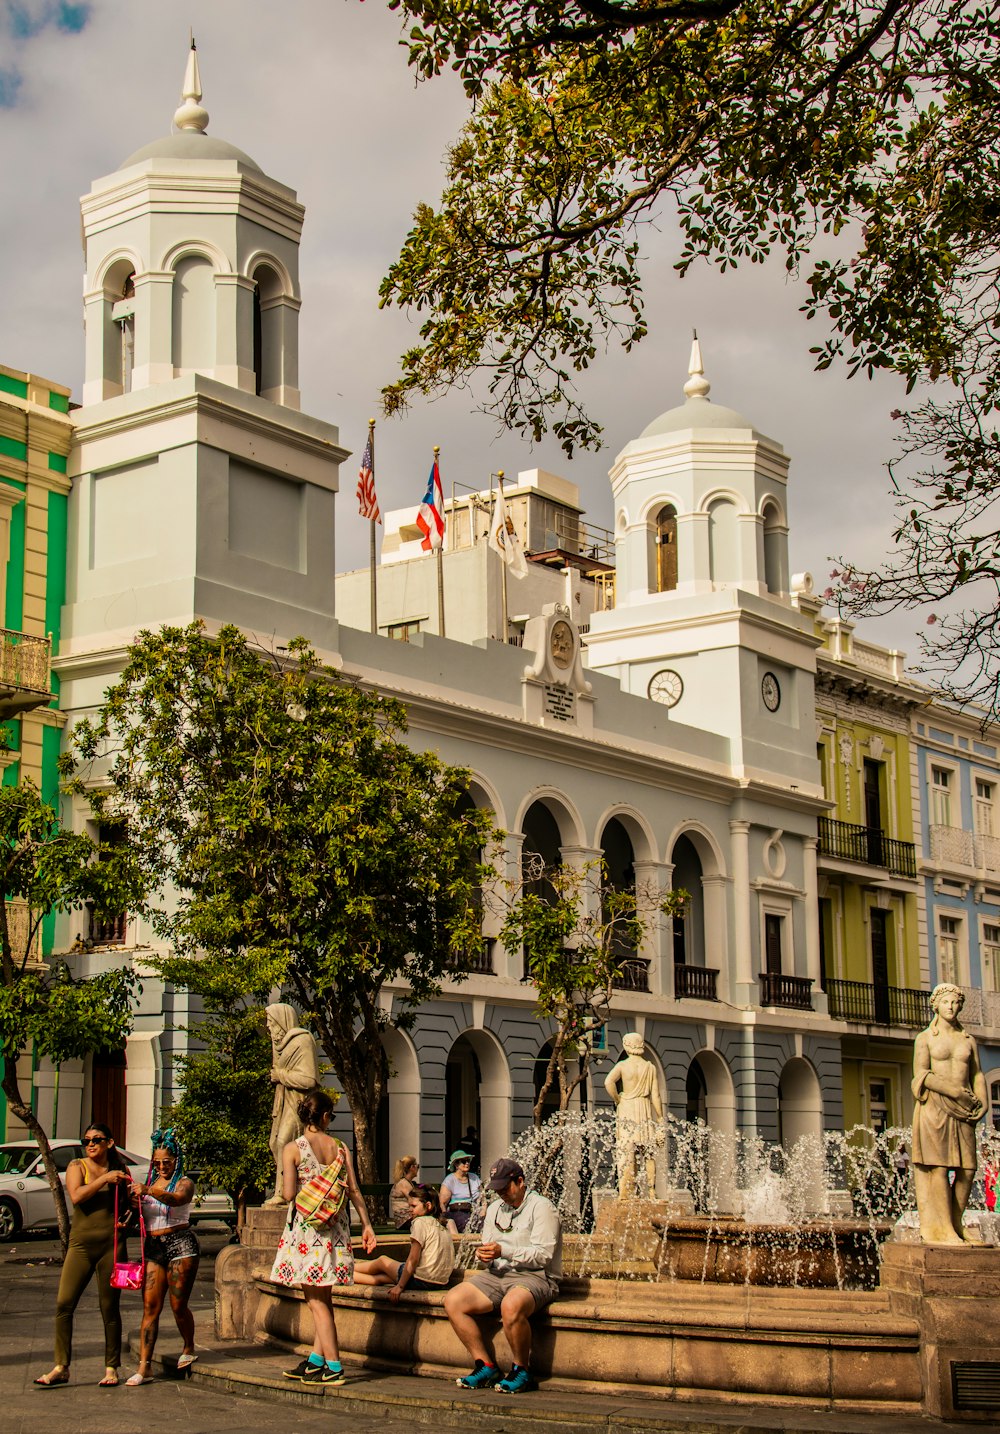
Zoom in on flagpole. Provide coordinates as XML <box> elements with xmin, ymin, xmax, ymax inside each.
<box><xmin>434</xmin><ymin>445</ymin><xmax>446</xmax><ymax>637</ymax></box>
<box><xmin>497</xmin><ymin>470</ymin><xmax>508</xmax><ymax>644</ymax></box>
<box><xmin>367</xmin><ymin>419</ymin><xmax>377</xmax><ymax>635</ymax></box>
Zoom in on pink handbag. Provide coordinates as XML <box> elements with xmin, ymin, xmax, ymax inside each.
<box><xmin>110</xmin><ymin>1182</ymin><xmax>145</xmax><ymax>1290</ymax></box>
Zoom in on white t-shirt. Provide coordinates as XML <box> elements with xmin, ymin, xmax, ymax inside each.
<box><xmin>410</xmin><ymin>1214</ymin><xmax>456</xmax><ymax>1285</ymax></box>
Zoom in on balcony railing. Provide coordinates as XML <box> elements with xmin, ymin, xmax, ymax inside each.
<box><xmin>612</xmin><ymin>957</ymin><xmax>650</xmax><ymax>993</ymax></box>
<box><xmin>446</xmin><ymin>938</ymin><xmax>496</xmax><ymax>976</ymax></box>
<box><xmin>0</xmin><ymin>628</ymin><xmax>50</xmax><ymax>713</ymax></box>
<box><xmin>826</xmin><ymin>978</ymin><xmax>931</xmax><ymax>1028</ymax></box>
<box><xmin>818</xmin><ymin>816</ymin><xmax>917</xmax><ymax>878</ymax></box>
<box><xmin>674</xmin><ymin>963</ymin><xmax>719</xmax><ymax>1001</ymax></box>
<box><xmin>88</xmin><ymin>910</ymin><xmax>128</xmax><ymax>947</ymax></box>
<box><xmin>929</xmin><ymin>825</ymin><xmax>1000</xmax><ymax>876</ymax></box>
<box><xmin>759</xmin><ymin>972</ymin><xmax>814</xmax><ymax>1010</ymax></box>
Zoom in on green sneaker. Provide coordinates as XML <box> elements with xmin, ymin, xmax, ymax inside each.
<box><xmin>456</xmin><ymin>1362</ymin><xmax>501</xmax><ymax>1390</ymax></box>
<box><xmin>496</xmin><ymin>1365</ymin><xmax>536</xmax><ymax>1394</ymax></box>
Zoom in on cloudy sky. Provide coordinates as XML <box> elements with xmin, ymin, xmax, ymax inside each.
<box><xmin>1</xmin><ymin>0</ymin><xmax>922</xmax><ymax>655</ymax></box>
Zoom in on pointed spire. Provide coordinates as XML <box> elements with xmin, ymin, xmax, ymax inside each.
<box><xmin>683</xmin><ymin>328</ymin><xmax>711</xmax><ymax>401</ymax></box>
<box><xmin>173</xmin><ymin>36</ymin><xmax>209</xmax><ymax>134</ymax></box>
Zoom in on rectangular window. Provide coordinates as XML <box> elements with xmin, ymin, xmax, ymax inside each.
<box><xmin>938</xmin><ymin>914</ymin><xmax>961</xmax><ymax>985</ymax></box>
<box><xmin>983</xmin><ymin>923</ymin><xmax>1000</xmax><ymax>994</ymax></box>
<box><xmin>976</xmin><ymin>779</ymin><xmax>995</xmax><ymax>837</ymax></box>
<box><xmin>387</xmin><ymin>620</ymin><xmax>421</xmax><ymax>642</ymax></box>
<box><xmin>764</xmin><ymin>913</ymin><xmax>783</xmax><ymax>975</ymax></box>
<box><xmin>931</xmin><ymin>766</ymin><xmax>953</xmax><ymax>827</ymax></box>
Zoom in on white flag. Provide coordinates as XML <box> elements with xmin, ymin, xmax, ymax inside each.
<box><xmin>488</xmin><ymin>484</ymin><xmax>527</xmax><ymax>579</ymax></box>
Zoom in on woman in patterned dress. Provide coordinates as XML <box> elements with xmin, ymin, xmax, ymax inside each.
<box><xmin>270</xmin><ymin>1089</ymin><xmax>376</xmax><ymax>1385</ymax></box>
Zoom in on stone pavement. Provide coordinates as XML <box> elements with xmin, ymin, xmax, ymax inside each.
<box><xmin>0</xmin><ymin>1226</ymin><xmax>977</xmax><ymax>1434</ymax></box>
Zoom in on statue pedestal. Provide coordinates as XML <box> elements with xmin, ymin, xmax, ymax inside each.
<box><xmin>593</xmin><ymin>1194</ymin><xmax>696</xmax><ymax>1264</ymax></box>
<box><xmin>881</xmin><ymin>1241</ymin><xmax>1000</xmax><ymax>1421</ymax></box>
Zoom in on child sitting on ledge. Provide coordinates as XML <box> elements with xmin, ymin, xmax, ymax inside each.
<box><xmin>353</xmin><ymin>1185</ymin><xmax>456</xmax><ymax>1301</ymax></box>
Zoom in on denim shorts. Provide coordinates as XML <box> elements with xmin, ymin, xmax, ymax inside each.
<box><xmin>145</xmin><ymin>1226</ymin><xmax>200</xmax><ymax>1268</ymax></box>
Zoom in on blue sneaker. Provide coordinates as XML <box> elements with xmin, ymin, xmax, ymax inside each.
<box><xmin>456</xmin><ymin>1362</ymin><xmax>501</xmax><ymax>1390</ymax></box>
<box><xmin>496</xmin><ymin>1365</ymin><xmax>536</xmax><ymax>1394</ymax></box>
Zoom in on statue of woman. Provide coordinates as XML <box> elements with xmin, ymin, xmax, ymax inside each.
<box><xmin>604</xmin><ymin>1032</ymin><xmax>663</xmax><ymax>1197</ymax></box>
<box><xmin>264</xmin><ymin>1003</ymin><xmax>321</xmax><ymax>1205</ymax></box>
<box><xmin>912</xmin><ymin>983</ymin><xmax>987</xmax><ymax>1244</ymax></box>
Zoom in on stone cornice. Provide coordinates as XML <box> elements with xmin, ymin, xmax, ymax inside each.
<box><xmin>82</xmin><ymin>169</ymin><xmax>304</xmax><ymax>246</ymax></box>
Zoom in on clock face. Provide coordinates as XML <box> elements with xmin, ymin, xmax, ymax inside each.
<box><xmin>550</xmin><ymin>620</ymin><xmax>574</xmax><ymax>669</ymax></box>
<box><xmin>648</xmin><ymin>669</ymin><xmax>684</xmax><ymax>707</ymax></box>
<box><xmin>761</xmin><ymin>671</ymin><xmax>781</xmax><ymax>712</ymax></box>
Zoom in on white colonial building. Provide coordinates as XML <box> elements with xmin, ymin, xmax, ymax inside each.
<box><xmin>38</xmin><ymin>48</ymin><xmax>848</xmax><ymax>1180</ymax></box>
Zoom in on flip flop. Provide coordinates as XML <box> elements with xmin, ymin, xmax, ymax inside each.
<box><xmin>125</xmin><ymin>1371</ymin><xmax>152</xmax><ymax>1387</ymax></box>
<box><xmin>34</xmin><ymin>1374</ymin><xmax>69</xmax><ymax>1387</ymax></box>
<box><xmin>98</xmin><ymin>1374</ymin><xmax>119</xmax><ymax>1387</ymax></box>
<box><xmin>176</xmin><ymin>1353</ymin><xmax>198</xmax><ymax>1370</ymax></box>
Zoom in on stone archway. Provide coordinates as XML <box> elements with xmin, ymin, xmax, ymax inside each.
<box><xmin>777</xmin><ymin>1056</ymin><xmax>823</xmax><ymax>1150</ymax></box>
<box><xmin>445</xmin><ymin>1028</ymin><xmax>512</xmax><ymax>1173</ymax></box>
<box><xmin>379</xmin><ymin>1026</ymin><xmax>421</xmax><ymax>1184</ymax></box>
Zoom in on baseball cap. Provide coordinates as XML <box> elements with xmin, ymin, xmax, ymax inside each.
<box><xmin>488</xmin><ymin>1157</ymin><xmax>525</xmax><ymax>1191</ymax></box>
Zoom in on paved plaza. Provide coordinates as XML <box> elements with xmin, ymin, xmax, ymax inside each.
<box><xmin>0</xmin><ymin>1225</ymin><xmax>978</xmax><ymax>1434</ymax></box>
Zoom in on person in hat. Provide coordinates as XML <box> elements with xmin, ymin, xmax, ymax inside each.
<box><xmin>442</xmin><ymin>1157</ymin><xmax>562</xmax><ymax>1396</ymax></box>
<box><xmin>440</xmin><ymin>1150</ymin><xmax>482</xmax><ymax>1233</ymax></box>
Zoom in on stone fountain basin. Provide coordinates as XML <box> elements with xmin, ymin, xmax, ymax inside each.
<box><xmin>651</xmin><ymin>1214</ymin><xmax>893</xmax><ymax>1289</ymax></box>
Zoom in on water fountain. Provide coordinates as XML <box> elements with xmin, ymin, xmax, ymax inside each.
<box><xmin>216</xmin><ymin>1112</ymin><xmax>1000</xmax><ymax>1420</ymax></box>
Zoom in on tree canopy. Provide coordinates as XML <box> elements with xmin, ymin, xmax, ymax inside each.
<box><xmin>379</xmin><ymin>0</ymin><xmax>1000</xmax><ymax>708</ymax></box>
<box><xmin>0</xmin><ymin>780</ymin><xmax>138</xmax><ymax>1249</ymax></box>
<box><xmin>65</xmin><ymin>624</ymin><xmax>497</xmax><ymax>1183</ymax></box>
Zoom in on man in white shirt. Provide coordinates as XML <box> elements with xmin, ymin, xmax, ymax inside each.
<box><xmin>443</xmin><ymin>1157</ymin><xmax>562</xmax><ymax>1395</ymax></box>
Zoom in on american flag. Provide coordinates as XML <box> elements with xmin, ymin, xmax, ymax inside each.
<box><xmin>356</xmin><ymin>427</ymin><xmax>380</xmax><ymax>523</ymax></box>
<box><xmin>416</xmin><ymin>454</ymin><xmax>445</xmax><ymax>551</ymax></box>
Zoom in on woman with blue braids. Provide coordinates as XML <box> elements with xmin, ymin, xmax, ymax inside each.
<box><xmin>126</xmin><ymin>1128</ymin><xmax>199</xmax><ymax>1385</ymax></box>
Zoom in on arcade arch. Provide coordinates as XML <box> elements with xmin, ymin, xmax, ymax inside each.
<box><xmin>777</xmin><ymin>1056</ymin><xmax>823</xmax><ymax>1150</ymax></box>
<box><xmin>445</xmin><ymin>1028</ymin><xmax>511</xmax><ymax>1172</ymax></box>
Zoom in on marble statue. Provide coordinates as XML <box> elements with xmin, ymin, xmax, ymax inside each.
<box><xmin>604</xmin><ymin>1031</ymin><xmax>663</xmax><ymax>1197</ymax></box>
<box><xmin>912</xmin><ymin>983</ymin><xmax>987</xmax><ymax>1244</ymax></box>
<box><xmin>264</xmin><ymin>1002</ymin><xmax>322</xmax><ymax>1205</ymax></box>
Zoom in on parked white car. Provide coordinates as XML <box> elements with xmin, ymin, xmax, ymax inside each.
<box><xmin>0</xmin><ymin>1139</ymin><xmax>148</xmax><ymax>1239</ymax></box>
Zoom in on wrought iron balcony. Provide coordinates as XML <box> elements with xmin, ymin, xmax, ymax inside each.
<box><xmin>612</xmin><ymin>957</ymin><xmax>650</xmax><ymax>993</ymax></box>
<box><xmin>825</xmin><ymin>978</ymin><xmax>930</xmax><ymax>1028</ymax></box>
<box><xmin>0</xmin><ymin>628</ymin><xmax>50</xmax><ymax>715</ymax></box>
<box><xmin>818</xmin><ymin>816</ymin><xmax>917</xmax><ymax>878</ymax></box>
<box><xmin>446</xmin><ymin>938</ymin><xmax>496</xmax><ymax>976</ymax></box>
<box><xmin>673</xmin><ymin>963</ymin><xmax>719</xmax><ymax>1001</ymax></box>
<box><xmin>758</xmin><ymin>972</ymin><xmax>814</xmax><ymax>1010</ymax></box>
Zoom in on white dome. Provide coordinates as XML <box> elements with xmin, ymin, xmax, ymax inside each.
<box><xmin>119</xmin><ymin>132</ymin><xmax>262</xmax><ymax>172</ymax></box>
<box><xmin>641</xmin><ymin>395</ymin><xmax>756</xmax><ymax>437</ymax></box>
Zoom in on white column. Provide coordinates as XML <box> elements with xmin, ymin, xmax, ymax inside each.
<box><xmin>729</xmin><ymin>820</ymin><xmax>754</xmax><ymax>997</ymax></box>
<box><xmin>633</xmin><ymin>858</ymin><xmax>673</xmax><ymax>996</ymax></box>
<box><xmin>803</xmin><ymin>835</ymin><xmax>826</xmax><ymax>1011</ymax></box>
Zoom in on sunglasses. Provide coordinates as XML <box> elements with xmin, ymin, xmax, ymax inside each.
<box><xmin>151</xmin><ymin>1158</ymin><xmax>175</xmax><ymax>1167</ymax></box>
<box><xmin>83</xmin><ymin>1136</ymin><xmax>108</xmax><ymax>1146</ymax></box>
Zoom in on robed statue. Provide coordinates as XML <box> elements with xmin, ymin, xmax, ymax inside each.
<box><xmin>912</xmin><ymin>983</ymin><xmax>987</xmax><ymax>1244</ymax></box>
<box><xmin>604</xmin><ymin>1031</ymin><xmax>663</xmax><ymax>1197</ymax></box>
<box><xmin>264</xmin><ymin>1003</ymin><xmax>321</xmax><ymax>1205</ymax></box>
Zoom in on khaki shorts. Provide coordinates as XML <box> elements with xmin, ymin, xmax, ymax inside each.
<box><xmin>469</xmin><ymin>1268</ymin><xmax>559</xmax><ymax>1313</ymax></box>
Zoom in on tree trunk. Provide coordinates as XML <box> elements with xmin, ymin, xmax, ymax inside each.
<box><xmin>1</xmin><ymin>1052</ymin><xmax>71</xmax><ymax>1253</ymax></box>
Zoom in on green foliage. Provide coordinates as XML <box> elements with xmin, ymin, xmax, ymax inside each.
<box><xmin>379</xmin><ymin>0</ymin><xmax>1000</xmax><ymax>700</ymax></box>
<box><xmin>161</xmin><ymin>985</ymin><xmax>274</xmax><ymax>1219</ymax></box>
<box><xmin>0</xmin><ymin>779</ymin><xmax>139</xmax><ymax>1250</ymax></box>
<box><xmin>497</xmin><ymin>858</ymin><xmax>687</xmax><ymax>1122</ymax></box>
<box><xmin>66</xmin><ymin>622</ymin><xmax>498</xmax><ymax>1182</ymax></box>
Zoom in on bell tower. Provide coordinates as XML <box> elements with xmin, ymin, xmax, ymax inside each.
<box><xmin>62</xmin><ymin>44</ymin><xmax>346</xmax><ymax>665</ymax></box>
<box><xmin>586</xmin><ymin>337</ymin><xmax>819</xmax><ymax>785</ymax></box>
<box><xmin>80</xmin><ymin>41</ymin><xmax>302</xmax><ymax>408</ymax></box>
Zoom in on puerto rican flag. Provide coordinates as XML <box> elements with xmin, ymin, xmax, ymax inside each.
<box><xmin>416</xmin><ymin>455</ymin><xmax>445</xmax><ymax>551</ymax></box>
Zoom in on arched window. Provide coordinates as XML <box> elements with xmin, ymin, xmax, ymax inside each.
<box><xmin>118</xmin><ymin>271</ymin><xmax>135</xmax><ymax>393</ymax></box>
<box><xmin>171</xmin><ymin>255</ymin><xmax>216</xmax><ymax>373</ymax></box>
<box><xmin>654</xmin><ymin>504</ymin><xmax>678</xmax><ymax>592</ymax></box>
<box><xmin>252</xmin><ymin>263</ymin><xmax>283</xmax><ymax>398</ymax></box>
<box><xmin>708</xmin><ymin>498</ymin><xmax>739</xmax><ymax>583</ymax></box>
<box><xmin>762</xmin><ymin>501</ymin><xmax>786</xmax><ymax>595</ymax></box>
